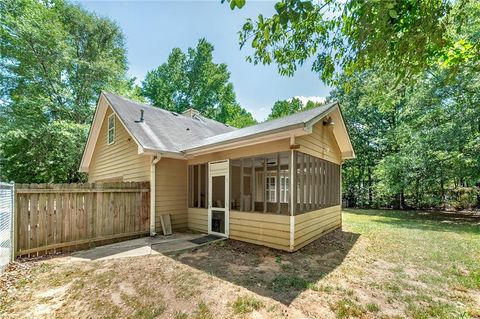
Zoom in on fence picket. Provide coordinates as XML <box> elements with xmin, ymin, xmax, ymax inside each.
<box><xmin>14</xmin><ymin>182</ymin><xmax>150</xmax><ymax>256</ymax></box>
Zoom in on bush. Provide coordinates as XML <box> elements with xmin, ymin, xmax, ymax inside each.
<box><xmin>448</xmin><ymin>187</ymin><xmax>479</xmax><ymax>210</ymax></box>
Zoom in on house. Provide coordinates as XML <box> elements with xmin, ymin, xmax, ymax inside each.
<box><xmin>79</xmin><ymin>92</ymin><xmax>355</xmax><ymax>252</ymax></box>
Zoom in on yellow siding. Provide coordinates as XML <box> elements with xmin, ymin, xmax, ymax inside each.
<box><xmin>293</xmin><ymin>205</ymin><xmax>342</xmax><ymax>251</ymax></box>
<box><xmin>187</xmin><ymin>139</ymin><xmax>291</xmax><ymax>165</ymax></box>
<box><xmin>155</xmin><ymin>158</ymin><xmax>188</xmax><ymax>233</ymax></box>
<box><xmin>229</xmin><ymin>211</ymin><xmax>291</xmax><ymax>251</ymax></box>
<box><xmin>88</xmin><ymin>107</ymin><xmax>150</xmax><ymax>182</ymax></box>
<box><xmin>188</xmin><ymin>208</ymin><xmax>208</xmax><ymax>233</ymax></box>
<box><xmin>296</xmin><ymin>122</ymin><xmax>342</xmax><ymax>164</ymax></box>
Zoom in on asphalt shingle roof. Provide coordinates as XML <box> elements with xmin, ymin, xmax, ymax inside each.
<box><xmin>103</xmin><ymin>92</ymin><xmax>235</xmax><ymax>153</ymax></box>
<box><xmin>103</xmin><ymin>92</ymin><xmax>338</xmax><ymax>154</ymax></box>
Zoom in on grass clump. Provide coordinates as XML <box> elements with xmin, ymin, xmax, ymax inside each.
<box><xmin>330</xmin><ymin>298</ymin><xmax>366</xmax><ymax>319</ymax></box>
<box><xmin>231</xmin><ymin>295</ymin><xmax>264</xmax><ymax>314</ymax></box>
<box><xmin>193</xmin><ymin>301</ymin><xmax>212</xmax><ymax>319</ymax></box>
<box><xmin>366</xmin><ymin>302</ymin><xmax>380</xmax><ymax>312</ymax></box>
<box><xmin>270</xmin><ymin>274</ymin><xmax>310</xmax><ymax>291</ymax></box>
<box><xmin>174</xmin><ymin>311</ymin><xmax>188</xmax><ymax>319</ymax></box>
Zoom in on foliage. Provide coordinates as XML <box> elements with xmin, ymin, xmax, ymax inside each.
<box><xmin>267</xmin><ymin>97</ymin><xmax>323</xmax><ymax>120</ymax></box>
<box><xmin>330</xmin><ymin>58</ymin><xmax>480</xmax><ymax>210</ymax></box>
<box><xmin>261</xmin><ymin>2</ymin><xmax>480</xmax><ymax>210</ymax></box>
<box><xmin>142</xmin><ymin>38</ymin><xmax>256</xmax><ymax>128</ymax></box>
<box><xmin>1</xmin><ymin>121</ymin><xmax>88</xmax><ymax>183</ymax></box>
<box><xmin>0</xmin><ymin>0</ymin><xmax>131</xmax><ymax>183</ymax></box>
<box><xmin>227</xmin><ymin>0</ymin><xmax>477</xmax><ymax>84</ymax></box>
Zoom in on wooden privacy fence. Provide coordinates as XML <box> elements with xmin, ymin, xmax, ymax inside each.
<box><xmin>15</xmin><ymin>182</ymin><xmax>150</xmax><ymax>256</ymax></box>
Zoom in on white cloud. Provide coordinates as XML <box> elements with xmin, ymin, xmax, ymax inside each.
<box><xmin>288</xmin><ymin>96</ymin><xmax>326</xmax><ymax>106</ymax></box>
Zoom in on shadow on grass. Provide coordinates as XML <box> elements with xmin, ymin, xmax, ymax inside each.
<box><xmin>165</xmin><ymin>229</ymin><xmax>360</xmax><ymax>305</ymax></box>
<box><xmin>344</xmin><ymin>208</ymin><xmax>480</xmax><ymax>234</ymax></box>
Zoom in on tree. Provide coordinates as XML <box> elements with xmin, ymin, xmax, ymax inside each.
<box><xmin>267</xmin><ymin>97</ymin><xmax>323</xmax><ymax>120</ymax></box>
<box><xmin>227</xmin><ymin>0</ymin><xmax>478</xmax><ymax>84</ymax></box>
<box><xmin>330</xmin><ymin>57</ymin><xmax>480</xmax><ymax>210</ymax></box>
<box><xmin>0</xmin><ymin>0</ymin><xmax>133</xmax><ymax>183</ymax></box>
<box><xmin>142</xmin><ymin>38</ymin><xmax>256</xmax><ymax>128</ymax></box>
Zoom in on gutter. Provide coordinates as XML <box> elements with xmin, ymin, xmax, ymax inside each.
<box><xmin>150</xmin><ymin>155</ymin><xmax>161</xmax><ymax>236</ymax></box>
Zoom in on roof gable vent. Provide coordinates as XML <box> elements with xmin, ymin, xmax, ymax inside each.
<box><xmin>182</xmin><ymin>108</ymin><xmax>200</xmax><ymax>118</ymax></box>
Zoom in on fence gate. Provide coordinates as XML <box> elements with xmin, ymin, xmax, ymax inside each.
<box><xmin>0</xmin><ymin>182</ymin><xmax>14</xmax><ymax>271</ymax></box>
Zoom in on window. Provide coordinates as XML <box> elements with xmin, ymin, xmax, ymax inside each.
<box><xmin>261</xmin><ymin>173</ymin><xmax>289</xmax><ymax>203</ymax></box>
<box><xmin>266</xmin><ymin>176</ymin><xmax>276</xmax><ymax>202</ymax></box>
<box><xmin>280</xmin><ymin>176</ymin><xmax>289</xmax><ymax>202</ymax></box>
<box><xmin>107</xmin><ymin>114</ymin><xmax>115</xmax><ymax>145</ymax></box>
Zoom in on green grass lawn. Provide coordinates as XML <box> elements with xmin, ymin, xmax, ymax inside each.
<box><xmin>339</xmin><ymin>209</ymin><xmax>480</xmax><ymax>318</ymax></box>
<box><xmin>1</xmin><ymin>209</ymin><xmax>479</xmax><ymax>319</ymax></box>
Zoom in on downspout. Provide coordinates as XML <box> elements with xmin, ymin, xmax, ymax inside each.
<box><xmin>150</xmin><ymin>155</ymin><xmax>161</xmax><ymax>236</ymax></box>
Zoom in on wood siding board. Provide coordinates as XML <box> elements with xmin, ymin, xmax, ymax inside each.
<box><xmin>293</xmin><ymin>205</ymin><xmax>342</xmax><ymax>251</ymax></box>
<box><xmin>155</xmin><ymin>158</ymin><xmax>188</xmax><ymax>233</ymax></box>
<box><xmin>88</xmin><ymin>106</ymin><xmax>149</xmax><ymax>182</ymax></box>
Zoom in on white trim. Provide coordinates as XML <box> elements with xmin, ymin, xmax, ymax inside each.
<box><xmin>289</xmin><ymin>149</ymin><xmax>295</xmax><ymax>251</ymax></box>
<box><xmin>79</xmin><ymin>94</ymin><xmax>108</xmax><ymax>172</ymax></box>
<box><xmin>208</xmin><ymin>160</ymin><xmax>229</xmax><ymax>237</ymax></box>
<box><xmin>290</xmin><ymin>215</ymin><xmax>295</xmax><ymax>251</ymax></box>
<box><xmin>186</xmin><ymin>127</ymin><xmax>307</xmax><ymax>157</ymax></box>
<box><xmin>304</xmin><ymin>104</ymin><xmax>356</xmax><ymax>160</ymax></box>
<box><xmin>79</xmin><ymin>93</ymin><xmax>146</xmax><ymax>173</ymax></box>
<box><xmin>107</xmin><ymin>113</ymin><xmax>115</xmax><ymax>145</ymax></box>
<box><xmin>150</xmin><ymin>155</ymin><xmax>161</xmax><ymax>236</ymax></box>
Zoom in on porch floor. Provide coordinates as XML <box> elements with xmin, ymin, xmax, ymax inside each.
<box><xmin>69</xmin><ymin>233</ymin><xmax>224</xmax><ymax>261</ymax></box>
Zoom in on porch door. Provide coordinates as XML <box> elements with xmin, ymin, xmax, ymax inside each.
<box><xmin>208</xmin><ymin>160</ymin><xmax>229</xmax><ymax>237</ymax></box>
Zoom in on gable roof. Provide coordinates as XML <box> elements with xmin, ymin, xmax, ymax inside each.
<box><xmin>103</xmin><ymin>92</ymin><xmax>235</xmax><ymax>154</ymax></box>
<box><xmin>182</xmin><ymin>102</ymin><xmax>340</xmax><ymax>152</ymax></box>
<box><xmin>80</xmin><ymin>92</ymin><xmax>355</xmax><ymax>172</ymax></box>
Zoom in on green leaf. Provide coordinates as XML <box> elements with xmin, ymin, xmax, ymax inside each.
<box><xmin>388</xmin><ymin>9</ymin><xmax>398</xmax><ymax>18</ymax></box>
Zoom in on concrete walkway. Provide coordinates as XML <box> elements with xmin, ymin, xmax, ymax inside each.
<box><xmin>71</xmin><ymin>233</ymin><xmax>224</xmax><ymax>261</ymax></box>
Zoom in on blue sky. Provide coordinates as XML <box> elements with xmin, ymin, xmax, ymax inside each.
<box><xmin>76</xmin><ymin>1</ymin><xmax>331</xmax><ymax>121</ymax></box>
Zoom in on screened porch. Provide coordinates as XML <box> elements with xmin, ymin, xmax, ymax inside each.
<box><xmin>188</xmin><ymin>150</ymin><xmax>341</xmax><ymax>216</ymax></box>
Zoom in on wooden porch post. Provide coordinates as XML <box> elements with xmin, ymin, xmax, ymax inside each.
<box><xmin>240</xmin><ymin>159</ymin><xmax>244</xmax><ymax>211</ymax></box>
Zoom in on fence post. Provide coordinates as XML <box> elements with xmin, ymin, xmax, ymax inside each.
<box><xmin>11</xmin><ymin>183</ymin><xmax>16</xmax><ymax>260</ymax></box>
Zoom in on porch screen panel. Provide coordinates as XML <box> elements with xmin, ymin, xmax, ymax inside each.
<box><xmin>294</xmin><ymin>151</ymin><xmax>340</xmax><ymax>214</ymax></box>
<box><xmin>230</xmin><ymin>151</ymin><xmax>290</xmax><ymax>214</ymax></box>
<box><xmin>188</xmin><ymin>163</ymin><xmax>208</xmax><ymax>208</ymax></box>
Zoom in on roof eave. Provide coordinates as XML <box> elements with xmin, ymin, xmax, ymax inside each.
<box><xmin>183</xmin><ymin>123</ymin><xmax>307</xmax><ymax>156</ymax></box>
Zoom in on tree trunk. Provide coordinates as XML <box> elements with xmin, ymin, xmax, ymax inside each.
<box><xmin>368</xmin><ymin>166</ymin><xmax>373</xmax><ymax>207</ymax></box>
<box><xmin>476</xmin><ymin>182</ymin><xmax>480</xmax><ymax>208</ymax></box>
<box><xmin>440</xmin><ymin>178</ymin><xmax>445</xmax><ymax>210</ymax></box>
<box><xmin>399</xmin><ymin>188</ymin><xmax>405</xmax><ymax>210</ymax></box>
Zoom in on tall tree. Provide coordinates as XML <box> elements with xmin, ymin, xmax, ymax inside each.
<box><xmin>267</xmin><ymin>97</ymin><xmax>323</xmax><ymax>120</ymax></box>
<box><xmin>142</xmin><ymin>38</ymin><xmax>256</xmax><ymax>128</ymax></box>
<box><xmin>330</xmin><ymin>59</ymin><xmax>480</xmax><ymax>210</ymax></box>
<box><xmin>0</xmin><ymin>0</ymin><xmax>134</xmax><ymax>183</ymax></box>
<box><xmin>227</xmin><ymin>0</ymin><xmax>477</xmax><ymax>84</ymax></box>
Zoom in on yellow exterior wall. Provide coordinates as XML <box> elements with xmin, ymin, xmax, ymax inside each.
<box><xmin>187</xmin><ymin>139</ymin><xmax>291</xmax><ymax>165</ymax></box>
<box><xmin>293</xmin><ymin>205</ymin><xmax>342</xmax><ymax>251</ymax></box>
<box><xmin>296</xmin><ymin>122</ymin><xmax>342</xmax><ymax>164</ymax></box>
<box><xmin>88</xmin><ymin>107</ymin><xmax>150</xmax><ymax>182</ymax></box>
<box><xmin>155</xmin><ymin>158</ymin><xmax>188</xmax><ymax>233</ymax></box>
<box><xmin>229</xmin><ymin>211</ymin><xmax>291</xmax><ymax>251</ymax></box>
<box><xmin>188</xmin><ymin>208</ymin><xmax>208</xmax><ymax>233</ymax></box>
